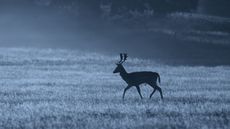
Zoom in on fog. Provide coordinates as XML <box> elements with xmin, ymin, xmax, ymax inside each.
<box><xmin>0</xmin><ymin>0</ymin><xmax>230</xmax><ymax>65</ymax></box>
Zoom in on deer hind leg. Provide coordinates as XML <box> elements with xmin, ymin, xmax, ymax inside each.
<box><xmin>149</xmin><ymin>88</ymin><xmax>156</xmax><ymax>99</ymax></box>
<box><xmin>135</xmin><ymin>86</ymin><xmax>143</xmax><ymax>99</ymax></box>
<box><xmin>149</xmin><ymin>83</ymin><xmax>163</xmax><ymax>100</ymax></box>
<box><xmin>123</xmin><ymin>85</ymin><xmax>132</xmax><ymax>99</ymax></box>
<box><xmin>156</xmin><ymin>86</ymin><xmax>163</xmax><ymax>100</ymax></box>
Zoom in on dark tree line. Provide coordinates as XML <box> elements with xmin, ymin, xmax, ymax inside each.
<box><xmin>108</xmin><ymin>0</ymin><xmax>198</xmax><ymax>14</ymax></box>
<box><xmin>32</xmin><ymin>0</ymin><xmax>199</xmax><ymax>17</ymax></box>
<box><xmin>1</xmin><ymin>0</ymin><xmax>229</xmax><ymax>17</ymax></box>
<box><xmin>77</xmin><ymin>0</ymin><xmax>199</xmax><ymax>16</ymax></box>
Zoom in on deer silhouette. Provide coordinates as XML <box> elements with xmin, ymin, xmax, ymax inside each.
<box><xmin>113</xmin><ymin>53</ymin><xmax>163</xmax><ymax>100</ymax></box>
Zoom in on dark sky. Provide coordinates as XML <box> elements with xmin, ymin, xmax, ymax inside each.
<box><xmin>0</xmin><ymin>0</ymin><xmax>230</xmax><ymax>66</ymax></box>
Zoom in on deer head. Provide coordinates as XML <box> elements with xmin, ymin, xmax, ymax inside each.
<box><xmin>113</xmin><ymin>53</ymin><xmax>128</xmax><ymax>73</ymax></box>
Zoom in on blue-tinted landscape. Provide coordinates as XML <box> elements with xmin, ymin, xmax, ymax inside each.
<box><xmin>0</xmin><ymin>1</ymin><xmax>230</xmax><ymax>129</ymax></box>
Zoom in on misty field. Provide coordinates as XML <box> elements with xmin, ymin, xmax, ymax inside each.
<box><xmin>0</xmin><ymin>48</ymin><xmax>229</xmax><ymax>129</ymax></box>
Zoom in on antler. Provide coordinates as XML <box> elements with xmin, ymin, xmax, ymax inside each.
<box><xmin>123</xmin><ymin>53</ymin><xmax>128</xmax><ymax>62</ymax></box>
<box><xmin>118</xmin><ymin>53</ymin><xmax>123</xmax><ymax>64</ymax></box>
<box><xmin>117</xmin><ymin>53</ymin><xmax>128</xmax><ymax>64</ymax></box>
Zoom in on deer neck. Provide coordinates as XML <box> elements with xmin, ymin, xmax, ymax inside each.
<box><xmin>119</xmin><ymin>66</ymin><xmax>128</xmax><ymax>80</ymax></box>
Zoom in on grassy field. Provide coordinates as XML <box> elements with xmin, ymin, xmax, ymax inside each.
<box><xmin>0</xmin><ymin>48</ymin><xmax>229</xmax><ymax>129</ymax></box>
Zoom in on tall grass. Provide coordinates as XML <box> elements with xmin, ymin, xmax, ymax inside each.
<box><xmin>0</xmin><ymin>48</ymin><xmax>229</xmax><ymax>129</ymax></box>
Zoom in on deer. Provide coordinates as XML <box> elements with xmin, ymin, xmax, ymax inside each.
<box><xmin>113</xmin><ymin>53</ymin><xmax>163</xmax><ymax>100</ymax></box>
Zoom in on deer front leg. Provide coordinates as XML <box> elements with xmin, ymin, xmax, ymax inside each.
<box><xmin>123</xmin><ymin>85</ymin><xmax>132</xmax><ymax>99</ymax></box>
<box><xmin>135</xmin><ymin>86</ymin><xmax>143</xmax><ymax>99</ymax></box>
